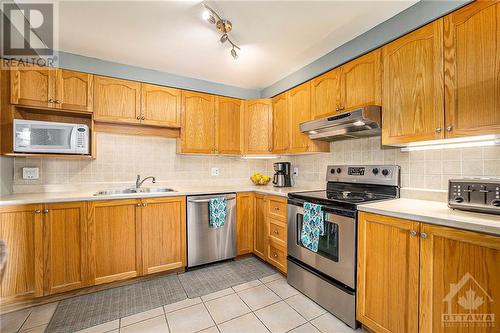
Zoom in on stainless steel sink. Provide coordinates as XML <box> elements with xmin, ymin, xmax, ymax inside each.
<box><xmin>94</xmin><ymin>187</ymin><xmax>175</xmax><ymax>196</ymax></box>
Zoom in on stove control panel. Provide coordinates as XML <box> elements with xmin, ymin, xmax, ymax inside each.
<box><xmin>448</xmin><ymin>178</ymin><xmax>500</xmax><ymax>214</ymax></box>
<box><xmin>327</xmin><ymin>165</ymin><xmax>400</xmax><ymax>187</ymax></box>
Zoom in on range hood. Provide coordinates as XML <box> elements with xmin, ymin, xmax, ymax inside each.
<box><xmin>300</xmin><ymin>105</ymin><xmax>381</xmax><ymax>141</ymax></box>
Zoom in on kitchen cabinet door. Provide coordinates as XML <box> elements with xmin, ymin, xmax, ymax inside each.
<box><xmin>253</xmin><ymin>194</ymin><xmax>268</xmax><ymax>260</ymax></box>
<box><xmin>236</xmin><ymin>192</ymin><xmax>254</xmax><ymax>255</ymax></box>
<box><xmin>419</xmin><ymin>224</ymin><xmax>500</xmax><ymax>333</ymax></box>
<box><xmin>55</xmin><ymin>69</ymin><xmax>93</xmax><ymax>112</ymax></box>
<box><xmin>288</xmin><ymin>82</ymin><xmax>312</xmax><ymax>153</ymax></box>
<box><xmin>0</xmin><ymin>204</ymin><xmax>43</xmax><ymax>302</ymax></box>
<box><xmin>10</xmin><ymin>65</ymin><xmax>56</xmax><ymax>108</ymax></box>
<box><xmin>272</xmin><ymin>93</ymin><xmax>289</xmax><ymax>154</ymax></box>
<box><xmin>444</xmin><ymin>1</ymin><xmax>500</xmax><ymax>138</ymax></box>
<box><xmin>43</xmin><ymin>202</ymin><xmax>88</xmax><ymax>295</ymax></box>
<box><xmin>310</xmin><ymin>68</ymin><xmax>342</xmax><ymax>119</ymax></box>
<box><xmin>382</xmin><ymin>20</ymin><xmax>445</xmax><ymax>145</ymax></box>
<box><xmin>244</xmin><ymin>99</ymin><xmax>273</xmax><ymax>154</ymax></box>
<box><xmin>88</xmin><ymin>199</ymin><xmax>142</xmax><ymax>285</ymax></box>
<box><xmin>93</xmin><ymin>76</ymin><xmax>141</xmax><ymax>124</ymax></box>
<box><xmin>141</xmin><ymin>83</ymin><xmax>181</xmax><ymax>128</ymax></box>
<box><xmin>216</xmin><ymin>96</ymin><xmax>242</xmax><ymax>154</ymax></box>
<box><xmin>357</xmin><ymin>212</ymin><xmax>419</xmax><ymax>333</ymax></box>
<box><xmin>141</xmin><ymin>197</ymin><xmax>186</xmax><ymax>275</ymax></box>
<box><xmin>180</xmin><ymin>91</ymin><xmax>216</xmax><ymax>154</ymax></box>
<box><xmin>341</xmin><ymin>49</ymin><xmax>382</xmax><ymax>110</ymax></box>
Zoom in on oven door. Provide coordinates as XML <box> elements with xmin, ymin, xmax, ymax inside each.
<box><xmin>287</xmin><ymin>203</ymin><xmax>356</xmax><ymax>289</ymax></box>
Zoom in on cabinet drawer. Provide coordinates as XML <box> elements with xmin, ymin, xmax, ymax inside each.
<box><xmin>268</xmin><ymin>218</ymin><xmax>286</xmax><ymax>246</ymax></box>
<box><xmin>267</xmin><ymin>241</ymin><xmax>287</xmax><ymax>273</ymax></box>
<box><xmin>268</xmin><ymin>196</ymin><xmax>287</xmax><ymax>221</ymax></box>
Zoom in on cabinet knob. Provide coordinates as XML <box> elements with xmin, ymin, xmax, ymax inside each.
<box><xmin>409</xmin><ymin>230</ymin><xmax>417</xmax><ymax>237</ymax></box>
<box><xmin>55</xmin><ymin>100</ymin><xmax>62</xmax><ymax>104</ymax></box>
<box><xmin>142</xmin><ymin>203</ymin><xmax>147</xmax><ymax>207</ymax></box>
<box><xmin>435</xmin><ymin>127</ymin><xmax>442</xmax><ymax>133</ymax></box>
<box><xmin>272</xmin><ymin>252</ymin><xmax>278</xmax><ymax>258</ymax></box>
<box><xmin>34</xmin><ymin>209</ymin><xmax>41</xmax><ymax>214</ymax></box>
<box><xmin>141</xmin><ymin>116</ymin><xmax>145</xmax><ymax>120</ymax></box>
<box><xmin>273</xmin><ymin>230</ymin><xmax>279</xmax><ymax>235</ymax></box>
<box><xmin>48</xmin><ymin>98</ymin><xmax>55</xmax><ymax>103</ymax></box>
<box><xmin>43</xmin><ymin>209</ymin><xmax>49</xmax><ymax>214</ymax></box>
<box><xmin>337</xmin><ymin>106</ymin><xmax>345</xmax><ymax>111</ymax></box>
<box><xmin>137</xmin><ymin>203</ymin><xmax>141</xmax><ymax>207</ymax></box>
<box><xmin>136</xmin><ymin>116</ymin><xmax>141</xmax><ymax>120</ymax></box>
<box><xmin>446</xmin><ymin>125</ymin><xmax>453</xmax><ymax>132</ymax></box>
<box><xmin>420</xmin><ymin>232</ymin><xmax>428</xmax><ymax>239</ymax></box>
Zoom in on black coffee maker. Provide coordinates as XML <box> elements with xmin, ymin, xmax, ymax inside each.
<box><xmin>273</xmin><ymin>162</ymin><xmax>292</xmax><ymax>187</ymax></box>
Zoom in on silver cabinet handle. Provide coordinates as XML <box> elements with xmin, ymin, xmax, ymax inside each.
<box><xmin>435</xmin><ymin>127</ymin><xmax>442</xmax><ymax>133</ymax></box>
<box><xmin>43</xmin><ymin>209</ymin><xmax>49</xmax><ymax>214</ymax></box>
<box><xmin>136</xmin><ymin>116</ymin><xmax>141</xmax><ymax>120</ymax></box>
<box><xmin>136</xmin><ymin>203</ymin><xmax>141</xmax><ymax>207</ymax></box>
<box><xmin>446</xmin><ymin>125</ymin><xmax>453</xmax><ymax>132</ymax></box>
<box><xmin>142</xmin><ymin>203</ymin><xmax>147</xmax><ymax>207</ymax></box>
<box><xmin>55</xmin><ymin>100</ymin><xmax>61</xmax><ymax>104</ymax></box>
<box><xmin>420</xmin><ymin>232</ymin><xmax>428</xmax><ymax>239</ymax></box>
<box><xmin>48</xmin><ymin>98</ymin><xmax>55</xmax><ymax>103</ymax></box>
<box><xmin>409</xmin><ymin>230</ymin><xmax>417</xmax><ymax>237</ymax></box>
<box><xmin>141</xmin><ymin>116</ymin><xmax>145</xmax><ymax>120</ymax></box>
<box><xmin>34</xmin><ymin>209</ymin><xmax>41</xmax><ymax>214</ymax></box>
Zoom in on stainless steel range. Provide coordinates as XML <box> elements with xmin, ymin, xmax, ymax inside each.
<box><xmin>287</xmin><ymin>164</ymin><xmax>401</xmax><ymax>329</ymax></box>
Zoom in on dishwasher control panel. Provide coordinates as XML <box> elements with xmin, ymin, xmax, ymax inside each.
<box><xmin>448</xmin><ymin>178</ymin><xmax>500</xmax><ymax>214</ymax></box>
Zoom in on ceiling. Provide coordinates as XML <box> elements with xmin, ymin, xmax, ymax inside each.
<box><xmin>57</xmin><ymin>1</ymin><xmax>418</xmax><ymax>90</ymax></box>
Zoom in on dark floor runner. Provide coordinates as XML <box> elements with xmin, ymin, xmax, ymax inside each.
<box><xmin>46</xmin><ymin>256</ymin><xmax>275</xmax><ymax>333</ymax></box>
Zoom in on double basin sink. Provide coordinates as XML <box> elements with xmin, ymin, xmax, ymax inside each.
<box><xmin>94</xmin><ymin>187</ymin><xmax>175</xmax><ymax>196</ymax></box>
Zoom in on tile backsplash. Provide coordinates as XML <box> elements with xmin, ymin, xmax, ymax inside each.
<box><xmin>11</xmin><ymin>133</ymin><xmax>500</xmax><ymax>196</ymax></box>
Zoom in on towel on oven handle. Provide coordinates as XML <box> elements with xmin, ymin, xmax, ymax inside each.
<box><xmin>300</xmin><ymin>202</ymin><xmax>325</xmax><ymax>252</ymax></box>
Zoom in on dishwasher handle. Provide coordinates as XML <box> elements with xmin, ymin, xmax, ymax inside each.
<box><xmin>188</xmin><ymin>196</ymin><xmax>236</xmax><ymax>203</ymax></box>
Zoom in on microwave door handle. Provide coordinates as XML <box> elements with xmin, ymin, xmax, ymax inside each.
<box><xmin>70</xmin><ymin>126</ymin><xmax>77</xmax><ymax>152</ymax></box>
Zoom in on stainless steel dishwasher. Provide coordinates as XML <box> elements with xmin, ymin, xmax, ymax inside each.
<box><xmin>187</xmin><ymin>193</ymin><xmax>236</xmax><ymax>268</ymax></box>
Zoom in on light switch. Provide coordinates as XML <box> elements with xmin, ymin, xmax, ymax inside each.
<box><xmin>211</xmin><ymin>167</ymin><xmax>220</xmax><ymax>176</ymax></box>
<box><xmin>23</xmin><ymin>167</ymin><xmax>39</xmax><ymax>180</ymax></box>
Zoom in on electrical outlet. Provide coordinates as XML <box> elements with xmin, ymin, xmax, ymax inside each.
<box><xmin>293</xmin><ymin>167</ymin><xmax>299</xmax><ymax>177</ymax></box>
<box><xmin>211</xmin><ymin>167</ymin><xmax>220</xmax><ymax>176</ymax></box>
<box><xmin>23</xmin><ymin>167</ymin><xmax>39</xmax><ymax>180</ymax></box>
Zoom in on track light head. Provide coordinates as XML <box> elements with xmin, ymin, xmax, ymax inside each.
<box><xmin>231</xmin><ymin>47</ymin><xmax>238</xmax><ymax>60</ymax></box>
<box><xmin>220</xmin><ymin>34</ymin><xmax>228</xmax><ymax>43</ymax></box>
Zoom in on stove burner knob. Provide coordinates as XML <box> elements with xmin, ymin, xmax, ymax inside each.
<box><xmin>492</xmin><ymin>199</ymin><xmax>500</xmax><ymax>207</ymax></box>
<box><xmin>454</xmin><ymin>197</ymin><xmax>464</xmax><ymax>203</ymax></box>
<box><xmin>382</xmin><ymin>169</ymin><xmax>389</xmax><ymax>176</ymax></box>
<box><xmin>336</xmin><ymin>168</ymin><xmax>342</xmax><ymax>174</ymax></box>
<box><xmin>372</xmin><ymin>168</ymin><xmax>379</xmax><ymax>175</ymax></box>
<box><xmin>330</xmin><ymin>169</ymin><xmax>335</xmax><ymax>174</ymax></box>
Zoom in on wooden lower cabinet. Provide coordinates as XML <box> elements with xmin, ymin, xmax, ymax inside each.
<box><xmin>236</xmin><ymin>193</ymin><xmax>254</xmax><ymax>255</ymax></box>
<box><xmin>43</xmin><ymin>202</ymin><xmax>89</xmax><ymax>295</ymax></box>
<box><xmin>88</xmin><ymin>199</ymin><xmax>142</xmax><ymax>285</ymax></box>
<box><xmin>358</xmin><ymin>212</ymin><xmax>500</xmax><ymax>333</ymax></box>
<box><xmin>253</xmin><ymin>194</ymin><xmax>268</xmax><ymax>260</ymax></box>
<box><xmin>0</xmin><ymin>204</ymin><xmax>43</xmax><ymax>302</ymax></box>
<box><xmin>141</xmin><ymin>197</ymin><xmax>186</xmax><ymax>275</ymax></box>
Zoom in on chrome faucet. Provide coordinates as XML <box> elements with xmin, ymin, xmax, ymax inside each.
<box><xmin>136</xmin><ymin>175</ymin><xmax>156</xmax><ymax>189</ymax></box>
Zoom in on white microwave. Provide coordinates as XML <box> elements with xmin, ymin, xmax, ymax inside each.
<box><xmin>14</xmin><ymin>119</ymin><xmax>90</xmax><ymax>154</ymax></box>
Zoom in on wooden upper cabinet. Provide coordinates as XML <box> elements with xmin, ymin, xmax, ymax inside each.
<box><xmin>180</xmin><ymin>91</ymin><xmax>216</xmax><ymax>154</ymax></box>
<box><xmin>288</xmin><ymin>82</ymin><xmax>312</xmax><ymax>153</ymax></box>
<box><xmin>253</xmin><ymin>194</ymin><xmax>268</xmax><ymax>260</ymax></box>
<box><xmin>88</xmin><ymin>199</ymin><xmax>142</xmax><ymax>285</ymax></box>
<box><xmin>0</xmin><ymin>204</ymin><xmax>43</xmax><ymax>302</ymax></box>
<box><xmin>93</xmin><ymin>76</ymin><xmax>141</xmax><ymax>123</ymax></box>
<box><xmin>419</xmin><ymin>223</ymin><xmax>500</xmax><ymax>333</ymax></box>
<box><xmin>444</xmin><ymin>1</ymin><xmax>500</xmax><ymax>138</ymax></box>
<box><xmin>55</xmin><ymin>69</ymin><xmax>93</xmax><ymax>112</ymax></box>
<box><xmin>216</xmin><ymin>96</ymin><xmax>242</xmax><ymax>154</ymax></box>
<box><xmin>140</xmin><ymin>84</ymin><xmax>181</xmax><ymax>128</ymax></box>
<box><xmin>10</xmin><ymin>66</ymin><xmax>56</xmax><ymax>108</ymax></box>
<box><xmin>236</xmin><ymin>192</ymin><xmax>254</xmax><ymax>256</ymax></box>
<box><xmin>357</xmin><ymin>212</ymin><xmax>420</xmax><ymax>333</ymax></box>
<box><xmin>43</xmin><ymin>202</ymin><xmax>88</xmax><ymax>295</ymax></box>
<box><xmin>341</xmin><ymin>49</ymin><xmax>381</xmax><ymax>110</ymax></box>
<box><xmin>311</xmin><ymin>68</ymin><xmax>342</xmax><ymax>119</ymax></box>
<box><xmin>272</xmin><ymin>93</ymin><xmax>289</xmax><ymax>154</ymax></box>
<box><xmin>141</xmin><ymin>197</ymin><xmax>186</xmax><ymax>275</ymax></box>
<box><xmin>244</xmin><ymin>99</ymin><xmax>272</xmax><ymax>154</ymax></box>
<box><xmin>382</xmin><ymin>20</ymin><xmax>445</xmax><ymax>145</ymax></box>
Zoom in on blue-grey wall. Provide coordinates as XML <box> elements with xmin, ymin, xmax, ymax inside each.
<box><xmin>260</xmin><ymin>0</ymin><xmax>471</xmax><ymax>98</ymax></box>
<box><xmin>55</xmin><ymin>51</ymin><xmax>261</xmax><ymax>99</ymax></box>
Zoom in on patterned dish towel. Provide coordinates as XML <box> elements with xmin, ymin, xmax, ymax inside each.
<box><xmin>300</xmin><ymin>202</ymin><xmax>324</xmax><ymax>252</ymax></box>
<box><xmin>208</xmin><ymin>197</ymin><xmax>227</xmax><ymax>228</ymax></box>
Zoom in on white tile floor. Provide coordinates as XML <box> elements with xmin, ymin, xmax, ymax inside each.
<box><xmin>1</xmin><ymin>273</ymin><xmax>364</xmax><ymax>333</ymax></box>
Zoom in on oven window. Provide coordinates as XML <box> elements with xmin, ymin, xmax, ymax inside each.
<box><xmin>296</xmin><ymin>213</ymin><xmax>339</xmax><ymax>262</ymax></box>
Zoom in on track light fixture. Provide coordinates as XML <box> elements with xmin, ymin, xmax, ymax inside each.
<box><xmin>202</xmin><ymin>3</ymin><xmax>241</xmax><ymax>60</ymax></box>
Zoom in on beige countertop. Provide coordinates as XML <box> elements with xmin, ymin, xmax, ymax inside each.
<box><xmin>0</xmin><ymin>185</ymin><xmax>321</xmax><ymax>206</ymax></box>
<box><xmin>359</xmin><ymin>198</ymin><xmax>500</xmax><ymax>236</ymax></box>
